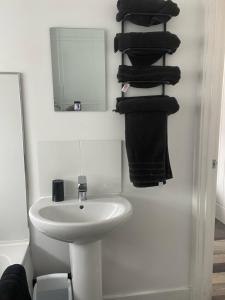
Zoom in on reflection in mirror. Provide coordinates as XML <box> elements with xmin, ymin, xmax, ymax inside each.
<box><xmin>50</xmin><ymin>28</ymin><xmax>106</xmax><ymax>112</ymax></box>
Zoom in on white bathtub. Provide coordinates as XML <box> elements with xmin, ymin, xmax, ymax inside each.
<box><xmin>0</xmin><ymin>240</ymin><xmax>33</xmax><ymax>293</ymax></box>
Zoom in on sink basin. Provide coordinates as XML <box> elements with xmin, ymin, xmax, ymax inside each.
<box><xmin>29</xmin><ymin>196</ymin><xmax>132</xmax><ymax>244</ymax></box>
<box><xmin>29</xmin><ymin>196</ymin><xmax>132</xmax><ymax>300</ymax></box>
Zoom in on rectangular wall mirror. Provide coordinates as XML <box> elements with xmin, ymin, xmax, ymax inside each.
<box><xmin>50</xmin><ymin>28</ymin><xmax>106</xmax><ymax>112</ymax></box>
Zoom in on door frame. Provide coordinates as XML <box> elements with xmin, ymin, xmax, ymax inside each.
<box><xmin>191</xmin><ymin>1</ymin><xmax>225</xmax><ymax>300</ymax></box>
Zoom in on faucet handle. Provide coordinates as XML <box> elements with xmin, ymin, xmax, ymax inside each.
<box><xmin>78</xmin><ymin>175</ymin><xmax>87</xmax><ymax>191</ymax></box>
<box><xmin>78</xmin><ymin>175</ymin><xmax>87</xmax><ymax>185</ymax></box>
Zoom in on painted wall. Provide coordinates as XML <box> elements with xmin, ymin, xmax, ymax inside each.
<box><xmin>0</xmin><ymin>0</ymin><xmax>203</xmax><ymax>298</ymax></box>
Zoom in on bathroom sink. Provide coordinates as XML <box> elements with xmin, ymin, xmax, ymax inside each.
<box><xmin>29</xmin><ymin>196</ymin><xmax>132</xmax><ymax>244</ymax></box>
<box><xmin>29</xmin><ymin>195</ymin><xmax>132</xmax><ymax>300</ymax></box>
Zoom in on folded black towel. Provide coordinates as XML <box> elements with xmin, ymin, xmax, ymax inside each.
<box><xmin>116</xmin><ymin>96</ymin><xmax>179</xmax><ymax>187</ymax></box>
<box><xmin>117</xmin><ymin>65</ymin><xmax>181</xmax><ymax>88</ymax></box>
<box><xmin>0</xmin><ymin>265</ymin><xmax>31</xmax><ymax>300</ymax></box>
<box><xmin>114</xmin><ymin>32</ymin><xmax>181</xmax><ymax>66</ymax></box>
<box><xmin>116</xmin><ymin>0</ymin><xmax>180</xmax><ymax>26</ymax></box>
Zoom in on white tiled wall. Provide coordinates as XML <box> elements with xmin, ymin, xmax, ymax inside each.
<box><xmin>37</xmin><ymin>140</ymin><xmax>121</xmax><ymax>198</ymax></box>
<box><xmin>37</xmin><ymin>141</ymin><xmax>81</xmax><ymax>198</ymax></box>
<box><xmin>79</xmin><ymin>140</ymin><xmax>122</xmax><ymax>195</ymax></box>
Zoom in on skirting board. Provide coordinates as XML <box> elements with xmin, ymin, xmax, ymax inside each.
<box><xmin>216</xmin><ymin>202</ymin><xmax>225</xmax><ymax>225</ymax></box>
<box><xmin>103</xmin><ymin>287</ymin><xmax>190</xmax><ymax>300</ymax></box>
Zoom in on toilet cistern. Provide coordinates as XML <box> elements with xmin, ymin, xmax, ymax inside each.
<box><xmin>78</xmin><ymin>175</ymin><xmax>87</xmax><ymax>202</ymax></box>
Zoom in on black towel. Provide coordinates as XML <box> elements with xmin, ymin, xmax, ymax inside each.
<box><xmin>0</xmin><ymin>265</ymin><xmax>31</xmax><ymax>300</ymax></box>
<box><xmin>116</xmin><ymin>96</ymin><xmax>179</xmax><ymax>187</ymax></box>
<box><xmin>114</xmin><ymin>32</ymin><xmax>181</xmax><ymax>66</ymax></box>
<box><xmin>0</xmin><ymin>280</ymin><xmax>21</xmax><ymax>300</ymax></box>
<box><xmin>116</xmin><ymin>0</ymin><xmax>180</xmax><ymax>26</ymax></box>
<box><xmin>117</xmin><ymin>65</ymin><xmax>181</xmax><ymax>88</ymax></box>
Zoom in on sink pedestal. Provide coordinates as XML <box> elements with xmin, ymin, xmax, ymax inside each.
<box><xmin>69</xmin><ymin>241</ymin><xmax>102</xmax><ymax>300</ymax></box>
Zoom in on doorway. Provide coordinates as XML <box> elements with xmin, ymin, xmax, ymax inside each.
<box><xmin>212</xmin><ymin>220</ymin><xmax>225</xmax><ymax>298</ymax></box>
<box><xmin>191</xmin><ymin>1</ymin><xmax>225</xmax><ymax>300</ymax></box>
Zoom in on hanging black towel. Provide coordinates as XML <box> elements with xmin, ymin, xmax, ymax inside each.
<box><xmin>114</xmin><ymin>32</ymin><xmax>181</xmax><ymax>66</ymax></box>
<box><xmin>117</xmin><ymin>65</ymin><xmax>181</xmax><ymax>88</ymax></box>
<box><xmin>116</xmin><ymin>96</ymin><xmax>179</xmax><ymax>187</ymax></box>
<box><xmin>116</xmin><ymin>0</ymin><xmax>180</xmax><ymax>26</ymax></box>
<box><xmin>0</xmin><ymin>265</ymin><xmax>31</xmax><ymax>300</ymax></box>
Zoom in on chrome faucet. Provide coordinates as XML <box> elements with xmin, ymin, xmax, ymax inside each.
<box><xmin>78</xmin><ymin>176</ymin><xmax>87</xmax><ymax>202</ymax></box>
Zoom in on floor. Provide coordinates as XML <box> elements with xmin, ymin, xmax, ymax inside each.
<box><xmin>212</xmin><ymin>220</ymin><xmax>225</xmax><ymax>299</ymax></box>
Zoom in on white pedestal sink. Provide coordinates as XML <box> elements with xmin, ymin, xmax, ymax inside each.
<box><xmin>29</xmin><ymin>196</ymin><xmax>132</xmax><ymax>300</ymax></box>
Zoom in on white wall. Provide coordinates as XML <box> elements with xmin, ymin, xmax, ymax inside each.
<box><xmin>0</xmin><ymin>0</ymin><xmax>203</xmax><ymax>298</ymax></box>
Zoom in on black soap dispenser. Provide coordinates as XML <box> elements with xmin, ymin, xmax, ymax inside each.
<box><xmin>52</xmin><ymin>179</ymin><xmax>64</xmax><ymax>202</ymax></box>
